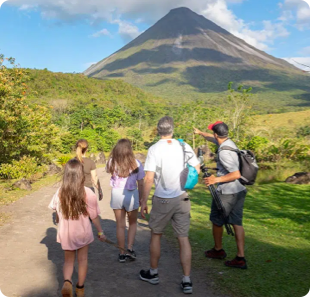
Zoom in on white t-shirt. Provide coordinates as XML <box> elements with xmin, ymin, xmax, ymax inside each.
<box><xmin>144</xmin><ymin>139</ymin><xmax>200</xmax><ymax>198</ymax></box>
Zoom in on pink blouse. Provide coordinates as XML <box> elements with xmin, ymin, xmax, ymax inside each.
<box><xmin>49</xmin><ymin>187</ymin><xmax>100</xmax><ymax>251</ymax></box>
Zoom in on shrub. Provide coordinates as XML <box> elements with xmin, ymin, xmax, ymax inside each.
<box><xmin>297</xmin><ymin>125</ymin><xmax>310</xmax><ymax>138</ymax></box>
<box><xmin>262</xmin><ymin>139</ymin><xmax>310</xmax><ymax>162</ymax></box>
<box><xmin>0</xmin><ymin>156</ymin><xmax>41</xmax><ymax>179</ymax></box>
<box><xmin>56</xmin><ymin>155</ymin><xmax>72</xmax><ymax>167</ymax></box>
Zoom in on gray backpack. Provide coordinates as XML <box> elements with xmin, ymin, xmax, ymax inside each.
<box><xmin>220</xmin><ymin>146</ymin><xmax>259</xmax><ymax>185</ymax></box>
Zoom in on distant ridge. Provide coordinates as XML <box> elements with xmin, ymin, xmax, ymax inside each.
<box><xmin>85</xmin><ymin>7</ymin><xmax>310</xmax><ymax>109</ymax></box>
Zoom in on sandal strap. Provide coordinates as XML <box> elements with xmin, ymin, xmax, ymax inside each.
<box><xmin>64</xmin><ymin>280</ymin><xmax>72</xmax><ymax>285</ymax></box>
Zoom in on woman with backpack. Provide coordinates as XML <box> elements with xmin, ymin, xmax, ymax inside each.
<box><xmin>49</xmin><ymin>159</ymin><xmax>106</xmax><ymax>297</ymax></box>
<box><xmin>75</xmin><ymin>139</ymin><xmax>103</xmax><ymax>201</ymax></box>
<box><xmin>106</xmin><ymin>139</ymin><xmax>145</xmax><ymax>263</ymax></box>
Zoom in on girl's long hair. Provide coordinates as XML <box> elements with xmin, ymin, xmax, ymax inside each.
<box><xmin>59</xmin><ymin>159</ymin><xmax>88</xmax><ymax>220</ymax></box>
<box><xmin>75</xmin><ymin>139</ymin><xmax>88</xmax><ymax>163</ymax></box>
<box><xmin>107</xmin><ymin>139</ymin><xmax>138</xmax><ymax>178</ymax></box>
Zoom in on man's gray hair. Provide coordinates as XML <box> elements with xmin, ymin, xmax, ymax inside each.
<box><xmin>157</xmin><ymin>116</ymin><xmax>174</xmax><ymax>136</ymax></box>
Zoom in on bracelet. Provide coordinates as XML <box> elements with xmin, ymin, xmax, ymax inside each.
<box><xmin>98</xmin><ymin>231</ymin><xmax>104</xmax><ymax>236</ymax></box>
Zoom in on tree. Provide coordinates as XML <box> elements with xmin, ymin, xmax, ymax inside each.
<box><xmin>0</xmin><ymin>54</ymin><xmax>60</xmax><ymax>164</ymax></box>
<box><xmin>224</xmin><ymin>82</ymin><xmax>253</xmax><ymax>142</ymax></box>
<box><xmin>127</xmin><ymin>128</ymin><xmax>143</xmax><ymax>151</ymax></box>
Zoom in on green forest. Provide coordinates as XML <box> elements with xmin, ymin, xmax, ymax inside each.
<box><xmin>0</xmin><ymin>54</ymin><xmax>310</xmax><ymax>182</ymax></box>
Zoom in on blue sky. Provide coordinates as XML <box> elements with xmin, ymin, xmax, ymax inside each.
<box><xmin>0</xmin><ymin>0</ymin><xmax>310</xmax><ymax>73</ymax></box>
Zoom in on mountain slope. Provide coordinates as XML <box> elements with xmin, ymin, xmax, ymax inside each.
<box><xmin>85</xmin><ymin>7</ymin><xmax>310</xmax><ymax>110</ymax></box>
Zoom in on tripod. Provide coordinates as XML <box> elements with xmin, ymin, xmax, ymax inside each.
<box><xmin>198</xmin><ymin>149</ymin><xmax>234</xmax><ymax>236</ymax></box>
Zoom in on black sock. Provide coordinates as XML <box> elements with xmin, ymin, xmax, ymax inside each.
<box><xmin>236</xmin><ymin>256</ymin><xmax>245</xmax><ymax>261</ymax></box>
<box><xmin>64</xmin><ymin>280</ymin><xmax>72</xmax><ymax>285</ymax></box>
<box><xmin>76</xmin><ymin>284</ymin><xmax>84</xmax><ymax>289</ymax></box>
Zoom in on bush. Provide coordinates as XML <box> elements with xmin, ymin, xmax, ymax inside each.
<box><xmin>297</xmin><ymin>125</ymin><xmax>310</xmax><ymax>138</ymax></box>
<box><xmin>0</xmin><ymin>156</ymin><xmax>41</xmax><ymax>179</ymax></box>
<box><xmin>262</xmin><ymin>139</ymin><xmax>310</xmax><ymax>162</ymax></box>
<box><xmin>56</xmin><ymin>155</ymin><xmax>72</xmax><ymax>167</ymax></box>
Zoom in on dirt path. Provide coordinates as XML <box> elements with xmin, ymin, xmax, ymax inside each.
<box><xmin>0</xmin><ymin>169</ymin><xmax>223</xmax><ymax>297</ymax></box>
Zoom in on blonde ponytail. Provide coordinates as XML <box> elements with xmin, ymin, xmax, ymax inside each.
<box><xmin>75</xmin><ymin>139</ymin><xmax>88</xmax><ymax>163</ymax></box>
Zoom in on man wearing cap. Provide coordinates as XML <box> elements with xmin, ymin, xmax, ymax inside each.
<box><xmin>194</xmin><ymin>122</ymin><xmax>247</xmax><ymax>269</ymax></box>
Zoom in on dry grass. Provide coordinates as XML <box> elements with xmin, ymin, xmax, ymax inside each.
<box><xmin>254</xmin><ymin>110</ymin><xmax>310</xmax><ymax>131</ymax></box>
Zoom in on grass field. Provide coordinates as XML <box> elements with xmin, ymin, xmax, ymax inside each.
<box><xmin>153</xmin><ymin>182</ymin><xmax>310</xmax><ymax>297</ymax></box>
<box><xmin>254</xmin><ymin>109</ymin><xmax>310</xmax><ymax>131</ymax></box>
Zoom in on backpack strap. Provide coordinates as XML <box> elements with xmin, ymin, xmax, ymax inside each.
<box><xmin>219</xmin><ymin>146</ymin><xmax>240</xmax><ymax>154</ymax></box>
<box><xmin>217</xmin><ymin>146</ymin><xmax>241</xmax><ymax>171</ymax></box>
<box><xmin>178</xmin><ymin>139</ymin><xmax>194</xmax><ymax>168</ymax></box>
<box><xmin>178</xmin><ymin>139</ymin><xmax>186</xmax><ymax>168</ymax></box>
<box><xmin>218</xmin><ymin>146</ymin><xmax>249</xmax><ymax>184</ymax></box>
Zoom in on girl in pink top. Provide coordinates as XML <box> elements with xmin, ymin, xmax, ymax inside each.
<box><xmin>49</xmin><ymin>159</ymin><xmax>106</xmax><ymax>297</ymax></box>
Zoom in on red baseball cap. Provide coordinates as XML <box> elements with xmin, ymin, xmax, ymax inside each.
<box><xmin>208</xmin><ymin>121</ymin><xmax>223</xmax><ymax>131</ymax></box>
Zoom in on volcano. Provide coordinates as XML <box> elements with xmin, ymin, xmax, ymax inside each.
<box><xmin>84</xmin><ymin>7</ymin><xmax>310</xmax><ymax>109</ymax></box>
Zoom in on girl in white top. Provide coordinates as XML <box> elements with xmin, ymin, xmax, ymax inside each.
<box><xmin>106</xmin><ymin>139</ymin><xmax>145</xmax><ymax>262</ymax></box>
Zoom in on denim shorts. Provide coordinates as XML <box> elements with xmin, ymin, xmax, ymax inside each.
<box><xmin>210</xmin><ymin>190</ymin><xmax>247</xmax><ymax>226</ymax></box>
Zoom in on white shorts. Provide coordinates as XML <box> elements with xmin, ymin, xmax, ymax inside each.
<box><xmin>110</xmin><ymin>188</ymin><xmax>139</xmax><ymax>212</ymax></box>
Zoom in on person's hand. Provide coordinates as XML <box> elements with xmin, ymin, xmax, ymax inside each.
<box><xmin>204</xmin><ymin>175</ymin><xmax>219</xmax><ymax>186</ymax></box>
<box><xmin>99</xmin><ymin>190</ymin><xmax>103</xmax><ymax>201</ymax></box>
<box><xmin>98</xmin><ymin>233</ymin><xmax>107</xmax><ymax>242</ymax></box>
<box><xmin>140</xmin><ymin>202</ymin><xmax>148</xmax><ymax>219</ymax></box>
<box><xmin>193</xmin><ymin>127</ymin><xmax>202</xmax><ymax>135</ymax></box>
<box><xmin>52</xmin><ymin>212</ymin><xmax>59</xmax><ymax>225</ymax></box>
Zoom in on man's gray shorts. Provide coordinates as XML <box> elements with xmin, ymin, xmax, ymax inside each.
<box><xmin>149</xmin><ymin>192</ymin><xmax>190</xmax><ymax>237</ymax></box>
<box><xmin>210</xmin><ymin>190</ymin><xmax>247</xmax><ymax>227</ymax></box>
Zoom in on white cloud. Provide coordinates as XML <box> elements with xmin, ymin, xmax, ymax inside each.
<box><xmin>280</xmin><ymin>0</ymin><xmax>310</xmax><ymax>29</ymax></box>
<box><xmin>283</xmin><ymin>57</ymin><xmax>310</xmax><ymax>71</ymax></box>
<box><xmin>299</xmin><ymin>46</ymin><xmax>310</xmax><ymax>55</ymax></box>
<box><xmin>201</xmin><ymin>0</ymin><xmax>290</xmax><ymax>51</ymax></box>
<box><xmin>113</xmin><ymin>19</ymin><xmax>141</xmax><ymax>42</ymax></box>
<box><xmin>7</xmin><ymin>0</ymin><xmax>290</xmax><ymax>49</ymax></box>
<box><xmin>90</xmin><ymin>28</ymin><xmax>112</xmax><ymax>38</ymax></box>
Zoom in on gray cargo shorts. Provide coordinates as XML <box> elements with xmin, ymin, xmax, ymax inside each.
<box><xmin>149</xmin><ymin>192</ymin><xmax>191</xmax><ymax>237</ymax></box>
<box><xmin>210</xmin><ymin>190</ymin><xmax>247</xmax><ymax>226</ymax></box>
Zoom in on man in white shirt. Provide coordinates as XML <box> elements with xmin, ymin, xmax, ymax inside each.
<box><xmin>139</xmin><ymin>116</ymin><xmax>200</xmax><ymax>294</ymax></box>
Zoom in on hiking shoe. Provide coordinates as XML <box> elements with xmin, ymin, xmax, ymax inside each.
<box><xmin>126</xmin><ymin>249</ymin><xmax>137</xmax><ymax>260</ymax></box>
<box><xmin>119</xmin><ymin>254</ymin><xmax>126</xmax><ymax>263</ymax></box>
<box><xmin>205</xmin><ymin>248</ymin><xmax>227</xmax><ymax>259</ymax></box>
<box><xmin>181</xmin><ymin>281</ymin><xmax>193</xmax><ymax>294</ymax></box>
<box><xmin>225</xmin><ymin>257</ymin><xmax>247</xmax><ymax>269</ymax></box>
<box><xmin>139</xmin><ymin>269</ymin><xmax>159</xmax><ymax>285</ymax></box>
<box><xmin>61</xmin><ymin>280</ymin><xmax>73</xmax><ymax>297</ymax></box>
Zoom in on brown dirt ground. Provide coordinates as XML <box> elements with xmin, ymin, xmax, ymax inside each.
<box><xmin>0</xmin><ymin>169</ymin><xmax>227</xmax><ymax>297</ymax></box>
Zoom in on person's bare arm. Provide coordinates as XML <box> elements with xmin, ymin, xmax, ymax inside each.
<box><xmin>140</xmin><ymin>171</ymin><xmax>155</xmax><ymax>219</ymax></box>
<box><xmin>204</xmin><ymin>171</ymin><xmax>241</xmax><ymax>186</ymax></box>
<box><xmin>193</xmin><ymin>127</ymin><xmax>216</xmax><ymax>143</ymax></box>
<box><xmin>91</xmin><ymin>169</ymin><xmax>99</xmax><ymax>188</ymax></box>
<box><xmin>91</xmin><ymin>216</ymin><xmax>106</xmax><ymax>242</ymax></box>
<box><xmin>194</xmin><ymin>164</ymin><xmax>201</xmax><ymax>174</ymax></box>
<box><xmin>91</xmin><ymin>169</ymin><xmax>103</xmax><ymax>200</ymax></box>
<box><xmin>138</xmin><ymin>179</ymin><xmax>144</xmax><ymax>204</ymax></box>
